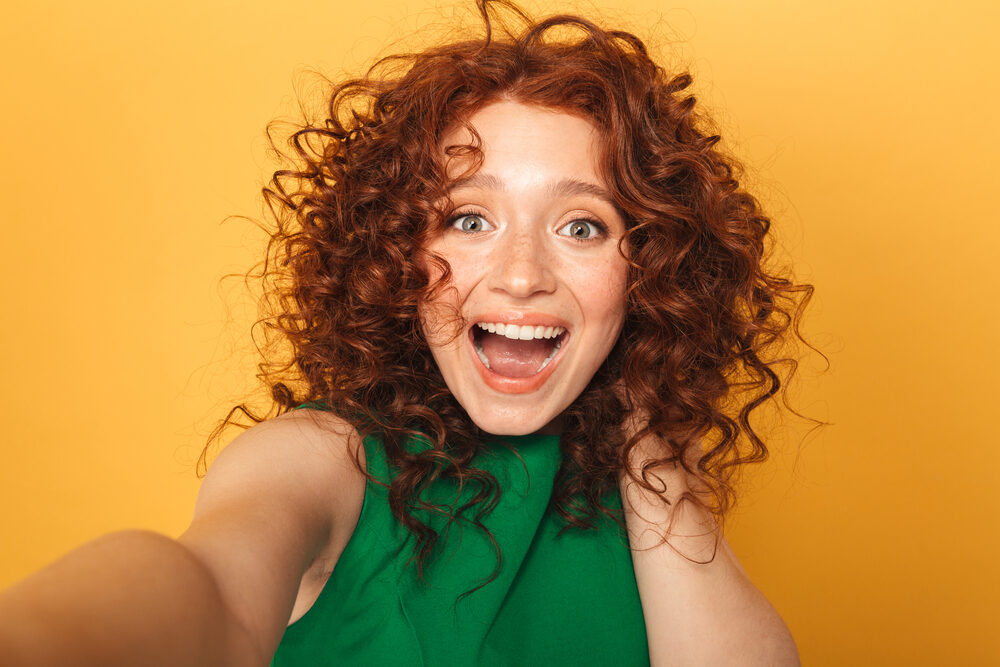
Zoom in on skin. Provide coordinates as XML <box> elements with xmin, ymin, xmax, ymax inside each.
<box><xmin>419</xmin><ymin>100</ymin><xmax>629</xmax><ymax>436</ymax></box>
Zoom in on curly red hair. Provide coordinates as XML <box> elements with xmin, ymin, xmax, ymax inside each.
<box><xmin>205</xmin><ymin>0</ymin><xmax>815</xmax><ymax>598</ymax></box>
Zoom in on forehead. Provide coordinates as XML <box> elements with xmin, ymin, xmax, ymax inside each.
<box><xmin>439</xmin><ymin>101</ymin><xmax>607</xmax><ymax>185</ymax></box>
<box><xmin>441</xmin><ymin>100</ymin><xmax>614</xmax><ymax>211</ymax></box>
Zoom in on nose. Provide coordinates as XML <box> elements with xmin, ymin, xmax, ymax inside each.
<box><xmin>488</xmin><ymin>227</ymin><xmax>557</xmax><ymax>298</ymax></box>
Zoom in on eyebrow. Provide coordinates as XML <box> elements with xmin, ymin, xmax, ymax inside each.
<box><xmin>447</xmin><ymin>173</ymin><xmax>617</xmax><ymax>208</ymax></box>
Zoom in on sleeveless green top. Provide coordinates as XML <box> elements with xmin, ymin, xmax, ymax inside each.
<box><xmin>270</xmin><ymin>427</ymin><xmax>649</xmax><ymax>666</ymax></box>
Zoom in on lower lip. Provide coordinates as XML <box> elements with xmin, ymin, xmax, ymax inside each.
<box><xmin>468</xmin><ymin>329</ymin><xmax>569</xmax><ymax>394</ymax></box>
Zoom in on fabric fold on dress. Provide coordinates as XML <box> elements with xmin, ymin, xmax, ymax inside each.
<box><xmin>395</xmin><ymin>435</ymin><xmax>563</xmax><ymax>665</ymax></box>
<box><xmin>270</xmin><ymin>430</ymin><xmax>649</xmax><ymax>667</ymax></box>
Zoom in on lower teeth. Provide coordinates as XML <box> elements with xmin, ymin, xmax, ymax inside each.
<box><xmin>538</xmin><ymin>340</ymin><xmax>561</xmax><ymax>370</ymax></box>
<box><xmin>474</xmin><ymin>338</ymin><xmax>562</xmax><ymax>373</ymax></box>
<box><xmin>475</xmin><ymin>342</ymin><xmax>491</xmax><ymax>369</ymax></box>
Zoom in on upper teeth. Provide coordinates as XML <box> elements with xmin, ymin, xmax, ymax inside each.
<box><xmin>476</xmin><ymin>322</ymin><xmax>566</xmax><ymax>340</ymax></box>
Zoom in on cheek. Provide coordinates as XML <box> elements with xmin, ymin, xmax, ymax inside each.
<box><xmin>422</xmin><ymin>237</ymin><xmax>479</xmax><ymax>290</ymax></box>
<box><xmin>582</xmin><ymin>255</ymin><xmax>629</xmax><ymax>321</ymax></box>
<box><xmin>418</xmin><ymin>284</ymin><xmax>464</xmax><ymax>347</ymax></box>
<box><xmin>417</xmin><ymin>246</ymin><xmax>477</xmax><ymax>348</ymax></box>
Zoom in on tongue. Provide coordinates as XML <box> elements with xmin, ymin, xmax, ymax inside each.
<box><xmin>480</xmin><ymin>332</ymin><xmax>556</xmax><ymax>377</ymax></box>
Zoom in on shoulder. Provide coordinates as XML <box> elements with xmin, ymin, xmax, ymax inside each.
<box><xmin>223</xmin><ymin>407</ymin><xmax>366</xmax><ymax>468</ymax></box>
<box><xmin>202</xmin><ymin>407</ymin><xmax>366</xmax><ymax>482</ymax></box>
<box><xmin>179</xmin><ymin>408</ymin><xmax>368</xmax><ymax>653</ymax></box>
<box><xmin>199</xmin><ymin>408</ymin><xmax>367</xmax><ymax>530</ymax></box>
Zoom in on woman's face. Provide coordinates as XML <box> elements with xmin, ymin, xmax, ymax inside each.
<box><xmin>420</xmin><ymin>101</ymin><xmax>629</xmax><ymax>436</ymax></box>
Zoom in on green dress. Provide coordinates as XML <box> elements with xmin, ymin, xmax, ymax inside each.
<box><xmin>270</xmin><ymin>427</ymin><xmax>649</xmax><ymax>666</ymax></box>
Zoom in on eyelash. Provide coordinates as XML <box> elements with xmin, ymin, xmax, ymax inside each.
<box><xmin>447</xmin><ymin>207</ymin><xmax>609</xmax><ymax>242</ymax></box>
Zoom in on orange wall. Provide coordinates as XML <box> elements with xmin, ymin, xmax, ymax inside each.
<box><xmin>1</xmin><ymin>1</ymin><xmax>997</xmax><ymax>664</ymax></box>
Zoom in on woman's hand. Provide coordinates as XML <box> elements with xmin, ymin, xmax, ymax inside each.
<box><xmin>615</xmin><ymin>381</ymin><xmax>705</xmax><ymax>506</ymax></box>
<box><xmin>615</xmin><ymin>388</ymin><xmax>800</xmax><ymax>666</ymax></box>
<box><xmin>616</xmin><ymin>404</ymin><xmax>716</xmax><ymax>559</ymax></box>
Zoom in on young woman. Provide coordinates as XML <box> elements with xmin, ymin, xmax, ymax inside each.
<box><xmin>0</xmin><ymin>2</ymin><xmax>808</xmax><ymax>664</ymax></box>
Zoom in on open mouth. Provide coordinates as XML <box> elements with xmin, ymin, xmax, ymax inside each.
<box><xmin>470</xmin><ymin>322</ymin><xmax>569</xmax><ymax>378</ymax></box>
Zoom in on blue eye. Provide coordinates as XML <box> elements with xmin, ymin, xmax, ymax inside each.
<box><xmin>450</xmin><ymin>213</ymin><xmax>494</xmax><ymax>233</ymax></box>
<box><xmin>558</xmin><ymin>219</ymin><xmax>603</xmax><ymax>240</ymax></box>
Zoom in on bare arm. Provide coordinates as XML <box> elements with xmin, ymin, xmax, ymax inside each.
<box><xmin>0</xmin><ymin>409</ymin><xmax>365</xmax><ymax>666</ymax></box>
<box><xmin>619</xmin><ymin>436</ymin><xmax>800</xmax><ymax>667</ymax></box>
<box><xmin>0</xmin><ymin>530</ymin><xmax>261</xmax><ymax>666</ymax></box>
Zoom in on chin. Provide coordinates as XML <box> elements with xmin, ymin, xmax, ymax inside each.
<box><xmin>461</xmin><ymin>396</ymin><xmax>569</xmax><ymax>437</ymax></box>
<box><xmin>476</xmin><ymin>419</ymin><xmax>558</xmax><ymax>437</ymax></box>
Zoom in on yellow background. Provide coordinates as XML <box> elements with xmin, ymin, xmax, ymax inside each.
<box><xmin>1</xmin><ymin>0</ymin><xmax>997</xmax><ymax>664</ymax></box>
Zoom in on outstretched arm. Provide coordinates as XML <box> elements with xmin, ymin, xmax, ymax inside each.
<box><xmin>0</xmin><ymin>409</ymin><xmax>364</xmax><ymax>667</ymax></box>
<box><xmin>0</xmin><ymin>530</ymin><xmax>264</xmax><ymax>666</ymax></box>
<box><xmin>619</xmin><ymin>434</ymin><xmax>800</xmax><ymax>666</ymax></box>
